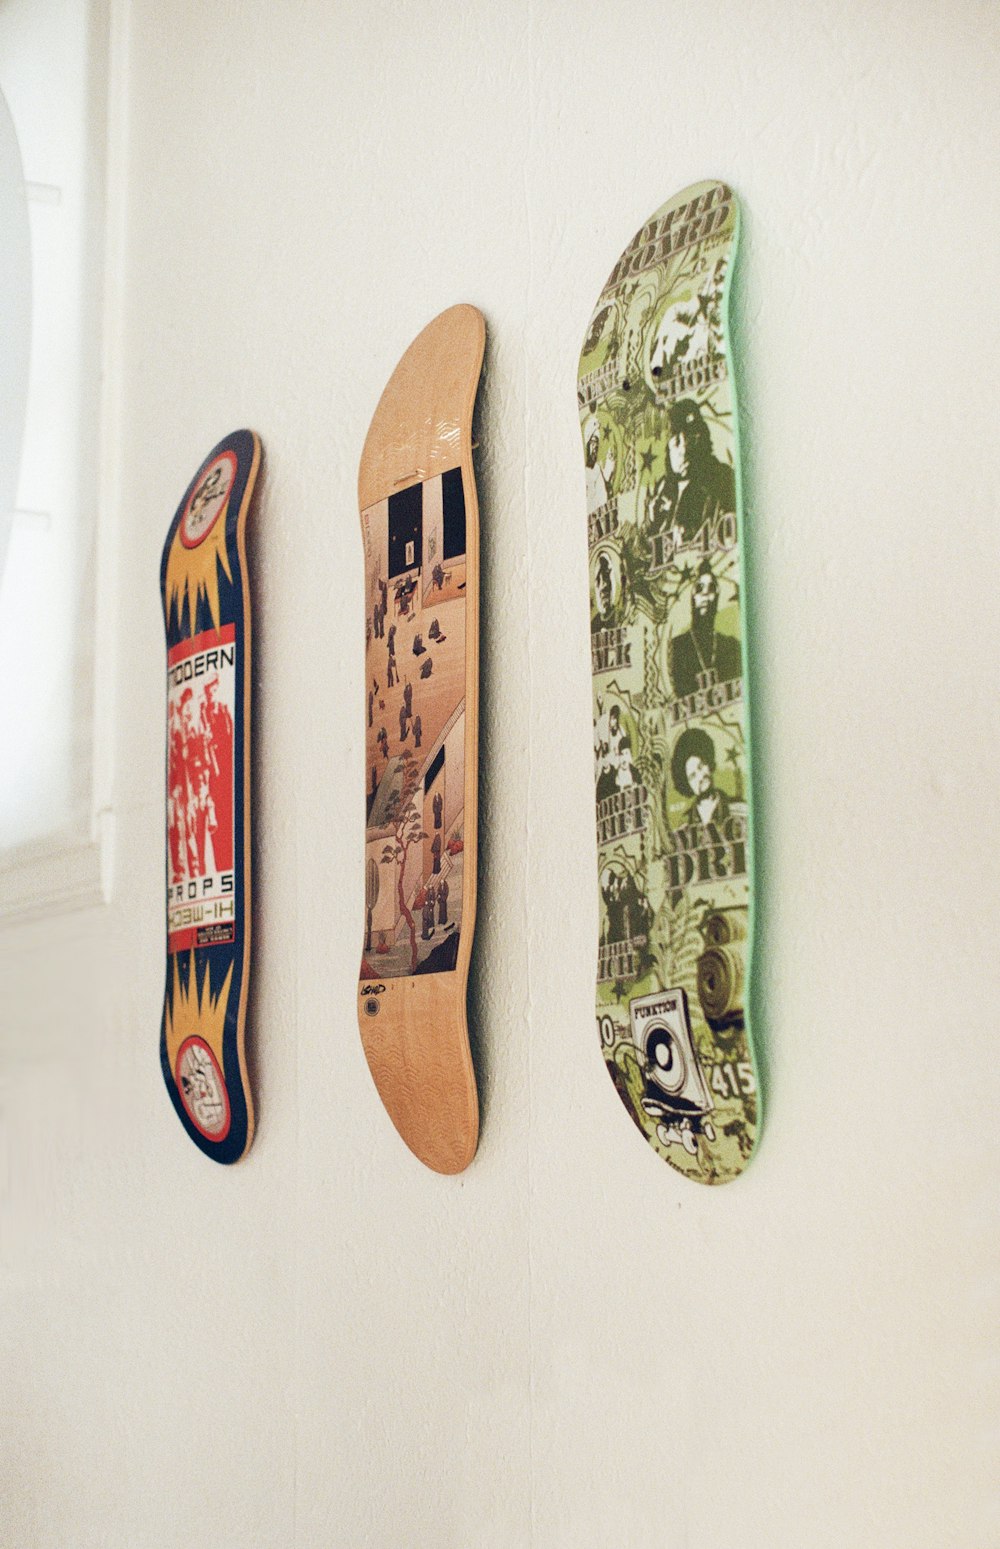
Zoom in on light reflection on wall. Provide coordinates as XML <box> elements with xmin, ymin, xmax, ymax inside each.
<box><xmin>0</xmin><ymin>0</ymin><xmax>96</xmax><ymax>850</ymax></box>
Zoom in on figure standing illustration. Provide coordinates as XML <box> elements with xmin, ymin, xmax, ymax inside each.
<box><xmin>200</xmin><ymin>675</ymin><xmax>234</xmax><ymax>871</ymax></box>
<box><xmin>178</xmin><ymin>687</ymin><xmax>211</xmax><ymax>876</ymax></box>
<box><xmin>421</xmin><ymin>887</ymin><xmax>435</xmax><ymax>940</ymax></box>
<box><xmin>669</xmin><ymin>560</ymin><xmax>741</xmax><ymax>698</ymax></box>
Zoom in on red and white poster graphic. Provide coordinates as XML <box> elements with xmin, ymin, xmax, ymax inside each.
<box><xmin>166</xmin><ymin>625</ymin><xmax>237</xmax><ymax>950</ymax></box>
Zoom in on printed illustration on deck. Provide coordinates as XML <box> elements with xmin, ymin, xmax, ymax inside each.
<box><xmin>166</xmin><ymin>625</ymin><xmax>236</xmax><ymax>951</ymax></box>
<box><xmin>578</xmin><ymin>181</ymin><xmax>758</xmax><ymax>1183</ymax></box>
<box><xmin>360</xmin><ymin>468</ymin><xmax>467</xmax><ymax>978</ymax></box>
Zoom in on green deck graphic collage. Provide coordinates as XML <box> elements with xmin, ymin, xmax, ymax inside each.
<box><xmin>578</xmin><ymin>181</ymin><xmax>759</xmax><ymax>1184</ymax></box>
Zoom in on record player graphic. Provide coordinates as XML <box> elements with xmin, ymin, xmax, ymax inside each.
<box><xmin>630</xmin><ymin>987</ymin><xmax>714</xmax><ymax>1132</ymax></box>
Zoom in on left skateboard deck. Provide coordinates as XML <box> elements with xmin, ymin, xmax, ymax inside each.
<box><xmin>160</xmin><ymin>430</ymin><xmax>261</xmax><ymax>1163</ymax></box>
<box><xmin>358</xmin><ymin>305</ymin><xmax>484</xmax><ymax>1174</ymax></box>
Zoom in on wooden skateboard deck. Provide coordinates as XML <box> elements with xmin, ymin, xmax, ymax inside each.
<box><xmin>160</xmin><ymin>430</ymin><xmax>261</xmax><ymax>1163</ymax></box>
<box><xmin>358</xmin><ymin>305</ymin><xmax>484</xmax><ymax>1174</ymax></box>
<box><xmin>578</xmin><ymin>182</ymin><xmax>760</xmax><ymax>1184</ymax></box>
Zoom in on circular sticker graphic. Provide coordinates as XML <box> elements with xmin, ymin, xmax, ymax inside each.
<box><xmin>180</xmin><ymin>451</ymin><xmax>237</xmax><ymax>549</ymax></box>
<box><xmin>175</xmin><ymin>1036</ymin><xmax>231</xmax><ymax>1140</ymax></box>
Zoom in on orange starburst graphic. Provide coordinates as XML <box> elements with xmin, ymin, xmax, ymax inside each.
<box><xmin>164</xmin><ymin>950</ymin><xmax>233</xmax><ymax>1078</ymax></box>
<box><xmin>165</xmin><ymin>499</ymin><xmax>232</xmax><ymax>634</ymax></box>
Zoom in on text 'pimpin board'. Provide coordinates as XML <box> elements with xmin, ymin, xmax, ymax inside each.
<box><xmin>358</xmin><ymin>305</ymin><xmax>484</xmax><ymax>1175</ymax></box>
<box><xmin>160</xmin><ymin>430</ymin><xmax>261</xmax><ymax>1163</ymax></box>
<box><xmin>578</xmin><ymin>182</ymin><xmax>760</xmax><ymax>1184</ymax></box>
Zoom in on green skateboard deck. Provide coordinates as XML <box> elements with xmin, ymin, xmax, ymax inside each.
<box><xmin>578</xmin><ymin>181</ymin><xmax>760</xmax><ymax>1184</ymax></box>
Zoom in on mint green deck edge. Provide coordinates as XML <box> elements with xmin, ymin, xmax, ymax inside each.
<box><xmin>722</xmin><ymin>188</ymin><xmax>763</xmax><ymax>1166</ymax></box>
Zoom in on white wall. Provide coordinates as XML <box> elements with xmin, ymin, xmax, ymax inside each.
<box><xmin>1</xmin><ymin>2</ymin><xmax>998</xmax><ymax>1545</ymax></box>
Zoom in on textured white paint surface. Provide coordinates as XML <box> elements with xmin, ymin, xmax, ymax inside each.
<box><xmin>1</xmin><ymin>2</ymin><xmax>998</xmax><ymax>1545</ymax></box>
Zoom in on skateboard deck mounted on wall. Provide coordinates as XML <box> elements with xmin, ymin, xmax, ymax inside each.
<box><xmin>578</xmin><ymin>181</ymin><xmax>760</xmax><ymax>1184</ymax></box>
<box><xmin>358</xmin><ymin>304</ymin><xmax>485</xmax><ymax>1174</ymax></box>
<box><xmin>160</xmin><ymin>430</ymin><xmax>261</xmax><ymax>1163</ymax></box>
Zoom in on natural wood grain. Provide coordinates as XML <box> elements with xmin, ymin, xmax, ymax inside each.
<box><xmin>357</xmin><ymin>304</ymin><xmax>484</xmax><ymax>1175</ymax></box>
<box><xmin>358</xmin><ymin>304</ymin><xmax>485</xmax><ymax>511</ymax></box>
<box><xmin>359</xmin><ymin>976</ymin><xmax>478</xmax><ymax>1175</ymax></box>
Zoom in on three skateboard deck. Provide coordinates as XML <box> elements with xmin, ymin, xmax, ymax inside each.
<box><xmin>160</xmin><ymin>430</ymin><xmax>261</xmax><ymax>1163</ymax></box>
<box><xmin>578</xmin><ymin>181</ymin><xmax>760</xmax><ymax>1184</ymax></box>
<box><xmin>357</xmin><ymin>305</ymin><xmax>484</xmax><ymax>1174</ymax></box>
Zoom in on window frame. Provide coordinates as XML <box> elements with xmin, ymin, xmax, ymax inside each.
<box><xmin>0</xmin><ymin>0</ymin><xmax>124</xmax><ymax>926</ymax></box>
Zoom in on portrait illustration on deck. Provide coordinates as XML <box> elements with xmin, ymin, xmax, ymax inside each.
<box><xmin>360</xmin><ymin>466</ymin><xmax>467</xmax><ymax>980</ymax></box>
<box><xmin>579</xmin><ymin>181</ymin><xmax>759</xmax><ymax>1183</ymax></box>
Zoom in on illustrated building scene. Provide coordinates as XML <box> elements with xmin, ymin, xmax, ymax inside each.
<box><xmin>360</xmin><ymin>467</ymin><xmax>468</xmax><ymax>978</ymax></box>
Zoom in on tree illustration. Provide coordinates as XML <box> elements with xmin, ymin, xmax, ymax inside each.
<box><xmin>380</xmin><ymin>751</ymin><xmax>426</xmax><ymax>975</ymax></box>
